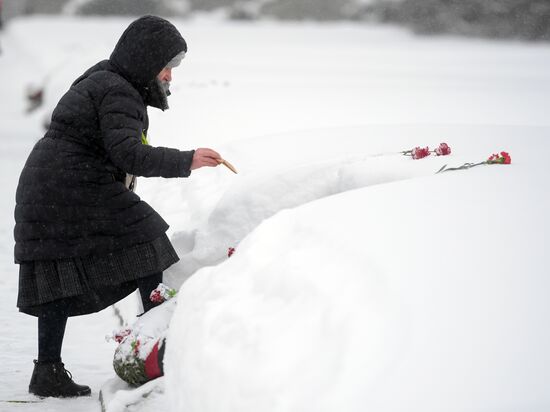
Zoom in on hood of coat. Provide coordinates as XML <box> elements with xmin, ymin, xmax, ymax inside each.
<box><xmin>109</xmin><ymin>15</ymin><xmax>187</xmax><ymax>90</ymax></box>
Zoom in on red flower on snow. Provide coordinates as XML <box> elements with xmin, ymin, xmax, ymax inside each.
<box><xmin>228</xmin><ymin>247</ymin><xmax>235</xmax><ymax>258</ymax></box>
<box><xmin>435</xmin><ymin>143</ymin><xmax>451</xmax><ymax>156</ymax></box>
<box><xmin>150</xmin><ymin>290</ymin><xmax>164</xmax><ymax>304</ymax></box>
<box><xmin>403</xmin><ymin>143</ymin><xmax>451</xmax><ymax>159</ymax></box>
<box><xmin>437</xmin><ymin>150</ymin><xmax>512</xmax><ymax>173</ymax></box>
<box><xmin>113</xmin><ymin>329</ymin><xmax>132</xmax><ymax>344</ymax></box>
<box><xmin>412</xmin><ymin>146</ymin><xmax>431</xmax><ymax>160</ymax></box>
<box><xmin>487</xmin><ymin>151</ymin><xmax>511</xmax><ymax>165</ymax></box>
<box><xmin>149</xmin><ymin>283</ymin><xmax>177</xmax><ymax>304</ymax></box>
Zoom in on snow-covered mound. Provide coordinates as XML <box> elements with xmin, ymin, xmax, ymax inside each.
<box><xmin>157</xmin><ymin>124</ymin><xmax>545</xmax><ymax>287</ymax></box>
<box><xmin>162</xmin><ymin>126</ymin><xmax>444</xmax><ymax>284</ymax></box>
<box><xmin>164</xmin><ymin>126</ymin><xmax>550</xmax><ymax>412</ymax></box>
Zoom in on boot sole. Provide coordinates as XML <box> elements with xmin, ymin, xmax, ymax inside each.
<box><xmin>29</xmin><ymin>386</ymin><xmax>92</xmax><ymax>398</ymax></box>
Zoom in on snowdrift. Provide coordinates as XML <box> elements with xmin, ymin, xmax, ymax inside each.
<box><xmin>164</xmin><ymin>126</ymin><xmax>550</xmax><ymax>412</ymax></box>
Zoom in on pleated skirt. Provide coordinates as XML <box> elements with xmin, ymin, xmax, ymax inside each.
<box><xmin>17</xmin><ymin>234</ymin><xmax>179</xmax><ymax>317</ymax></box>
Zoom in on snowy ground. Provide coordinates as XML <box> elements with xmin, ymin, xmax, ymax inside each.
<box><xmin>0</xmin><ymin>15</ymin><xmax>549</xmax><ymax>412</ymax></box>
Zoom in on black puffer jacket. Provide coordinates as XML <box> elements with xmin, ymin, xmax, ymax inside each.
<box><xmin>14</xmin><ymin>16</ymin><xmax>192</xmax><ymax>263</ymax></box>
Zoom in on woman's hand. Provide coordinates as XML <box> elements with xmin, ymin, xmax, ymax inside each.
<box><xmin>190</xmin><ymin>148</ymin><xmax>222</xmax><ymax>170</ymax></box>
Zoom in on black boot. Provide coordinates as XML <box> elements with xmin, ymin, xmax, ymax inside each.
<box><xmin>29</xmin><ymin>360</ymin><xmax>91</xmax><ymax>398</ymax></box>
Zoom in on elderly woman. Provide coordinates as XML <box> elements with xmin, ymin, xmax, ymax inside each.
<box><xmin>14</xmin><ymin>15</ymin><xmax>221</xmax><ymax>398</ymax></box>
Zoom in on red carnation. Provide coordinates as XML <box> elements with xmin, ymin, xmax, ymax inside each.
<box><xmin>437</xmin><ymin>150</ymin><xmax>512</xmax><ymax>173</ymax></box>
<box><xmin>487</xmin><ymin>151</ymin><xmax>512</xmax><ymax>165</ymax></box>
<box><xmin>228</xmin><ymin>247</ymin><xmax>235</xmax><ymax>258</ymax></box>
<box><xmin>435</xmin><ymin>143</ymin><xmax>451</xmax><ymax>156</ymax></box>
<box><xmin>150</xmin><ymin>290</ymin><xmax>164</xmax><ymax>304</ymax></box>
<box><xmin>114</xmin><ymin>329</ymin><xmax>131</xmax><ymax>344</ymax></box>
<box><xmin>412</xmin><ymin>146</ymin><xmax>431</xmax><ymax>160</ymax></box>
<box><xmin>149</xmin><ymin>283</ymin><xmax>177</xmax><ymax>304</ymax></box>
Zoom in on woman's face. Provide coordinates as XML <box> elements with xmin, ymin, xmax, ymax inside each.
<box><xmin>157</xmin><ymin>67</ymin><xmax>172</xmax><ymax>84</ymax></box>
<box><xmin>157</xmin><ymin>67</ymin><xmax>172</xmax><ymax>94</ymax></box>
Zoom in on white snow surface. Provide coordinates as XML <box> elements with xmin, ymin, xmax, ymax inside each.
<box><xmin>0</xmin><ymin>15</ymin><xmax>549</xmax><ymax>412</ymax></box>
<box><xmin>166</xmin><ymin>128</ymin><xmax>550</xmax><ymax>412</ymax></box>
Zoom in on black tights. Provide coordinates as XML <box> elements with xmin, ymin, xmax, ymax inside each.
<box><xmin>37</xmin><ymin>272</ymin><xmax>163</xmax><ymax>363</ymax></box>
<box><xmin>38</xmin><ymin>304</ymin><xmax>68</xmax><ymax>363</ymax></box>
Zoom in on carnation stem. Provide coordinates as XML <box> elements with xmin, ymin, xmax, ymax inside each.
<box><xmin>436</xmin><ymin>161</ymin><xmax>487</xmax><ymax>174</ymax></box>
